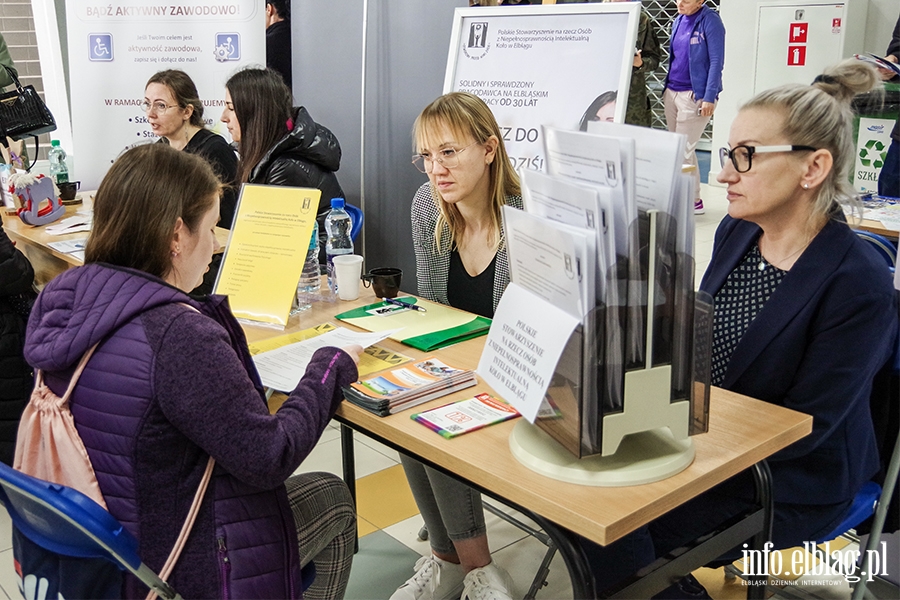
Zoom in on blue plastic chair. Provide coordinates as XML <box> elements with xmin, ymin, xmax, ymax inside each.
<box><xmin>0</xmin><ymin>461</ymin><xmax>180</xmax><ymax>599</ymax></box>
<box><xmin>0</xmin><ymin>462</ymin><xmax>316</xmax><ymax>598</ymax></box>
<box><xmin>854</xmin><ymin>230</ymin><xmax>897</xmax><ymax>269</ymax></box>
<box><xmin>344</xmin><ymin>203</ymin><xmax>364</xmax><ymax>242</ymax></box>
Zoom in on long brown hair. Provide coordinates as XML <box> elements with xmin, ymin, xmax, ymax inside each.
<box><xmin>145</xmin><ymin>70</ymin><xmax>204</xmax><ymax>128</ymax></box>
<box><xmin>86</xmin><ymin>144</ymin><xmax>221</xmax><ymax>280</ymax></box>
<box><xmin>225</xmin><ymin>68</ymin><xmax>293</xmax><ymax>183</ymax></box>
<box><xmin>413</xmin><ymin>92</ymin><xmax>520</xmax><ymax>252</ymax></box>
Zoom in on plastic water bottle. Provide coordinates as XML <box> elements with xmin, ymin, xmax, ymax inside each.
<box><xmin>325</xmin><ymin>197</ymin><xmax>353</xmax><ymax>295</ymax></box>
<box><xmin>48</xmin><ymin>140</ymin><xmax>69</xmax><ymax>184</ymax></box>
<box><xmin>295</xmin><ymin>221</ymin><xmax>321</xmax><ymax>312</ymax></box>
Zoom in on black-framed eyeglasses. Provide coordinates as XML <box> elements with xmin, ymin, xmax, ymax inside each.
<box><xmin>412</xmin><ymin>142</ymin><xmax>479</xmax><ymax>174</ymax></box>
<box><xmin>719</xmin><ymin>145</ymin><xmax>817</xmax><ymax>173</ymax></box>
<box><xmin>141</xmin><ymin>100</ymin><xmax>178</xmax><ymax>115</ymax></box>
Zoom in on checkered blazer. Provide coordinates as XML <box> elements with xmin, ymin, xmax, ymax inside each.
<box><xmin>411</xmin><ymin>182</ymin><xmax>523</xmax><ymax>313</ymax></box>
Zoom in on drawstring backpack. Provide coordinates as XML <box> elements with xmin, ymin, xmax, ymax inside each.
<box><xmin>13</xmin><ymin>306</ymin><xmax>214</xmax><ymax>599</ymax></box>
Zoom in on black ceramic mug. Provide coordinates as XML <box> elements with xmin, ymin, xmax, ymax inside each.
<box><xmin>58</xmin><ymin>181</ymin><xmax>81</xmax><ymax>201</ymax></box>
<box><xmin>362</xmin><ymin>267</ymin><xmax>402</xmax><ymax>299</ymax></box>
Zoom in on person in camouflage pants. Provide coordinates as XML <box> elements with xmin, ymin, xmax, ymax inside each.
<box><xmin>622</xmin><ymin>6</ymin><xmax>662</xmax><ymax>127</ymax></box>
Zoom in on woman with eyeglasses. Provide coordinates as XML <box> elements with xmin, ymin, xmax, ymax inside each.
<box><xmin>582</xmin><ymin>59</ymin><xmax>898</xmax><ymax>598</ymax></box>
<box><xmin>144</xmin><ymin>70</ymin><xmax>238</xmax><ymax>229</ymax></box>
<box><xmin>393</xmin><ymin>92</ymin><xmax>519</xmax><ymax>600</ymax></box>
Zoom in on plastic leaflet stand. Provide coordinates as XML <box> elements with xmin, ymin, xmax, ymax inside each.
<box><xmin>509</xmin><ymin>210</ymin><xmax>713</xmax><ymax>487</ymax></box>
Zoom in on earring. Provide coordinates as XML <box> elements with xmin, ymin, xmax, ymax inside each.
<box><xmin>172</xmin><ymin>246</ymin><xmax>180</xmax><ymax>257</ymax></box>
<box><xmin>803</xmin><ymin>183</ymin><xmax>810</xmax><ymax>189</ymax></box>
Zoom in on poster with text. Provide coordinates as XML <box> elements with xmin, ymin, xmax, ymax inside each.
<box><xmin>853</xmin><ymin>117</ymin><xmax>895</xmax><ymax>194</ymax></box>
<box><xmin>67</xmin><ymin>1</ymin><xmax>264</xmax><ymax>189</ymax></box>
<box><xmin>444</xmin><ymin>4</ymin><xmax>638</xmax><ymax>173</ymax></box>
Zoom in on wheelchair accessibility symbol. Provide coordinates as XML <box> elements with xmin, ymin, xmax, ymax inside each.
<box><xmin>89</xmin><ymin>34</ymin><xmax>113</xmax><ymax>62</ymax></box>
<box><xmin>214</xmin><ymin>33</ymin><xmax>240</xmax><ymax>62</ymax></box>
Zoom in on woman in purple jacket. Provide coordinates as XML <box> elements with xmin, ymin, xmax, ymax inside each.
<box><xmin>24</xmin><ymin>144</ymin><xmax>360</xmax><ymax>599</ymax></box>
<box><xmin>664</xmin><ymin>0</ymin><xmax>725</xmax><ymax>215</ymax></box>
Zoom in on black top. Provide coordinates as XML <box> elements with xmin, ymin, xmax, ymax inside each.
<box><xmin>446</xmin><ymin>249</ymin><xmax>497</xmax><ymax>319</ymax></box>
<box><xmin>710</xmin><ymin>243</ymin><xmax>786</xmax><ymax>386</ymax></box>
<box><xmin>266</xmin><ymin>20</ymin><xmax>292</xmax><ymax>89</ymax></box>
<box><xmin>160</xmin><ymin>130</ymin><xmax>239</xmax><ymax>228</ymax></box>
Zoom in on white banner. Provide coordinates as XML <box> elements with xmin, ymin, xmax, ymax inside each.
<box><xmin>66</xmin><ymin>0</ymin><xmax>265</xmax><ymax>189</ymax></box>
<box><xmin>853</xmin><ymin>117</ymin><xmax>895</xmax><ymax>194</ymax></box>
<box><xmin>444</xmin><ymin>4</ymin><xmax>639</xmax><ymax>173</ymax></box>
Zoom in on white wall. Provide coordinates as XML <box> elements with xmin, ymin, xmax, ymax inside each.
<box><xmin>710</xmin><ymin>0</ymin><xmax>898</xmax><ymax>185</ymax></box>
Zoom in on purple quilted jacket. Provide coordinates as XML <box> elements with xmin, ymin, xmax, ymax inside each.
<box><xmin>24</xmin><ymin>263</ymin><xmax>357</xmax><ymax>599</ymax></box>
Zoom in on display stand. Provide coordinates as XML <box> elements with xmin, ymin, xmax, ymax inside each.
<box><xmin>510</xmin><ymin>420</ymin><xmax>693</xmax><ymax>487</ymax></box>
<box><xmin>510</xmin><ymin>210</ymin><xmax>711</xmax><ymax>483</ymax></box>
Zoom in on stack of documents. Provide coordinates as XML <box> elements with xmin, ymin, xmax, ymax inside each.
<box><xmin>343</xmin><ymin>357</ymin><xmax>477</xmax><ymax>417</ymax></box>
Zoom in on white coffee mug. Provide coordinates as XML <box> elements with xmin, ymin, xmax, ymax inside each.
<box><xmin>332</xmin><ymin>255</ymin><xmax>364</xmax><ymax>301</ymax></box>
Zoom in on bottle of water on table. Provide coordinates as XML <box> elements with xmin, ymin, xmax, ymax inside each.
<box><xmin>295</xmin><ymin>220</ymin><xmax>321</xmax><ymax>312</ymax></box>
<box><xmin>48</xmin><ymin>140</ymin><xmax>69</xmax><ymax>184</ymax></box>
<box><xmin>325</xmin><ymin>197</ymin><xmax>353</xmax><ymax>296</ymax></box>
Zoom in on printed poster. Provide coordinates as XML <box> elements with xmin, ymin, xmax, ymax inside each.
<box><xmin>853</xmin><ymin>117</ymin><xmax>895</xmax><ymax>194</ymax></box>
<box><xmin>66</xmin><ymin>1</ymin><xmax>265</xmax><ymax>189</ymax></box>
<box><xmin>445</xmin><ymin>4</ymin><xmax>639</xmax><ymax>173</ymax></box>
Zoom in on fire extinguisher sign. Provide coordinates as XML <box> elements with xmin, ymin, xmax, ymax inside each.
<box><xmin>787</xmin><ymin>45</ymin><xmax>806</xmax><ymax>66</ymax></box>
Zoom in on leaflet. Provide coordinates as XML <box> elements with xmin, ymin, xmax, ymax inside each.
<box><xmin>587</xmin><ymin>121</ymin><xmax>686</xmax><ymax>215</ymax></box>
<box><xmin>502</xmin><ymin>206</ymin><xmax>592</xmax><ymax>320</ymax></box>
<box><xmin>412</xmin><ymin>393</ymin><xmax>519</xmax><ymax>439</ymax></box>
<box><xmin>47</xmin><ymin>238</ymin><xmax>88</xmax><ymax>254</ymax></box>
<box><xmin>543</xmin><ymin>125</ymin><xmax>633</xmax><ymax>257</ymax></box>
<box><xmin>253</xmin><ymin>327</ymin><xmax>399</xmax><ymax>392</ymax></box>
<box><xmin>521</xmin><ymin>169</ymin><xmax>612</xmax><ymax>301</ymax></box>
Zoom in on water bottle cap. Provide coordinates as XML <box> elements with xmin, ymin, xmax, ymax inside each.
<box><xmin>51</xmin><ymin>140</ymin><xmax>60</xmax><ymax>147</ymax></box>
<box><xmin>330</xmin><ymin>198</ymin><xmax>345</xmax><ymax>209</ymax></box>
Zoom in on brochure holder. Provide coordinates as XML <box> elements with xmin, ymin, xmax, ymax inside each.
<box><xmin>509</xmin><ymin>210</ymin><xmax>713</xmax><ymax>486</ymax></box>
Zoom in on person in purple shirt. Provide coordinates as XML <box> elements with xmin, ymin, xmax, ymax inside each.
<box><xmin>664</xmin><ymin>0</ymin><xmax>725</xmax><ymax>215</ymax></box>
<box><xmin>24</xmin><ymin>144</ymin><xmax>362</xmax><ymax>599</ymax></box>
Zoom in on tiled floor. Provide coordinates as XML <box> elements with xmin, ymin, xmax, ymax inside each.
<box><xmin>0</xmin><ymin>182</ymin><xmax>894</xmax><ymax>599</ymax></box>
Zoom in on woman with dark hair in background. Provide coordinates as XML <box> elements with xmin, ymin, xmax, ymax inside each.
<box><xmin>220</xmin><ymin>67</ymin><xmax>344</xmax><ymax>219</ymax></box>
<box><xmin>144</xmin><ymin>70</ymin><xmax>238</xmax><ymax>229</ymax></box>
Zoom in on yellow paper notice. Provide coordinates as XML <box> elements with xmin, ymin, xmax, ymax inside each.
<box><xmin>214</xmin><ymin>184</ymin><xmax>320</xmax><ymax>327</ymax></box>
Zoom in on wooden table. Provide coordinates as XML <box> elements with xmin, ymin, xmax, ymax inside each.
<box><xmin>243</xmin><ymin>286</ymin><xmax>813</xmax><ymax>599</ymax></box>
<box><xmin>2</xmin><ymin>200</ymin><xmax>231</xmax><ymax>288</ymax></box>
<box><xmin>854</xmin><ymin>217</ymin><xmax>899</xmax><ymax>240</ymax></box>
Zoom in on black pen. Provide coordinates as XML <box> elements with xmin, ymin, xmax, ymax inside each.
<box><xmin>382</xmin><ymin>297</ymin><xmax>428</xmax><ymax>313</ymax></box>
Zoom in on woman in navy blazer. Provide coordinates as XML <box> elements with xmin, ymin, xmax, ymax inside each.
<box><xmin>584</xmin><ymin>59</ymin><xmax>898</xmax><ymax>598</ymax></box>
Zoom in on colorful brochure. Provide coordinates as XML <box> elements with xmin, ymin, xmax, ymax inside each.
<box><xmin>412</xmin><ymin>393</ymin><xmax>520</xmax><ymax>439</ymax></box>
<box><xmin>335</xmin><ymin>297</ymin><xmax>491</xmax><ymax>351</ymax></box>
<box><xmin>214</xmin><ymin>184</ymin><xmax>320</xmax><ymax>328</ymax></box>
<box><xmin>343</xmin><ymin>357</ymin><xmax>477</xmax><ymax>417</ymax></box>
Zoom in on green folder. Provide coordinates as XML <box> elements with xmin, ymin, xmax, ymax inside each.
<box><xmin>335</xmin><ymin>297</ymin><xmax>492</xmax><ymax>352</ymax></box>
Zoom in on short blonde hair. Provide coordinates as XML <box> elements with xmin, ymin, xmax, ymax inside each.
<box><xmin>413</xmin><ymin>92</ymin><xmax>520</xmax><ymax>252</ymax></box>
<box><xmin>741</xmin><ymin>59</ymin><xmax>880</xmax><ymax>225</ymax></box>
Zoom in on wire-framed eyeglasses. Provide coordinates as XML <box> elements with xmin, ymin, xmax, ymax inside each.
<box><xmin>141</xmin><ymin>101</ymin><xmax>178</xmax><ymax>115</ymax></box>
<box><xmin>719</xmin><ymin>145</ymin><xmax>817</xmax><ymax>173</ymax></box>
<box><xmin>412</xmin><ymin>142</ymin><xmax>480</xmax><ymax>174</ymax></box>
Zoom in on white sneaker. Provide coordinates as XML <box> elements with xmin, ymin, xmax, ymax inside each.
<box><xmin>390</xmin><ymin>554</ymin><xmax>465</xmax><ymax>600</ymax></box>
<box><xmin>461</xmin><ymin>563</ymin><xmax>514</xmax><ymax>600</ymax></box>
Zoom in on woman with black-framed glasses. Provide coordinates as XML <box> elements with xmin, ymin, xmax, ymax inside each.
<box><xmin>582</xmin><ymin>59</ymin><xmax>899</xmax><ymax>598</ymax></box>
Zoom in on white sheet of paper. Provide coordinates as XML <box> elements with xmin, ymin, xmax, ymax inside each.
<box><xmin>543</xmin><ymin>125</ymin><xmax>633</xmax><ymax>256</ymax></box>
<box><xmin>477</xmin><ymin>283</ymin><xmax>581</xmax><ymax>423</ymax></box>
<box><xmin>45</xmin><ymin>215</ymin><xmax>93</xmax><ymax>236</ymax></box>
<box><xmin>587</xmin><ymin>121</ymin><xmax>686</xmax><ymax>215</ymax></box>
<box><xmin>503</xmin><ymin>206</ymin><xmax>592</xmax><ymax>319</ymax></box>
<box><xmin>253</xmin><ymin>327</ymin><xmax>400</xmax><ymax>392</ymax></box>
<box><xmin>47</xmin><ymin>238</ymin><xmax>88</xmax><ymax>254</ymax></box>
<box><xmin>521</xmin><ymin>169</ymin><xmax>612</xmax><ymax>301</ymax></box>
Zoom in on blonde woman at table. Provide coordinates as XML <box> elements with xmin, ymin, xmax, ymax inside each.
<box><xmin>582</xmin><ymin>60</ymin><xmax>898</xmax><ymax>598</ymax></box>
<box><xmin>392</xmin><ymin>92</ymin><xmax>521</xmax><ymax>600</ymax></box>
<box><xmin>23</xmin><ymin>144</ymin><xmax>362</xmax><ymax>599</ymax></box>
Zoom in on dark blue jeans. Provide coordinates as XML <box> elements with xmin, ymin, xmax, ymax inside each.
<box><xmin>879</xmin><ymin>138</ymin><xmax>900</xmax><ymax>198</ymax></box>
<box><xmin>581</xmin><ymin>473</ymin><xmax>852</xmax><ymax>595</ymax></box>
